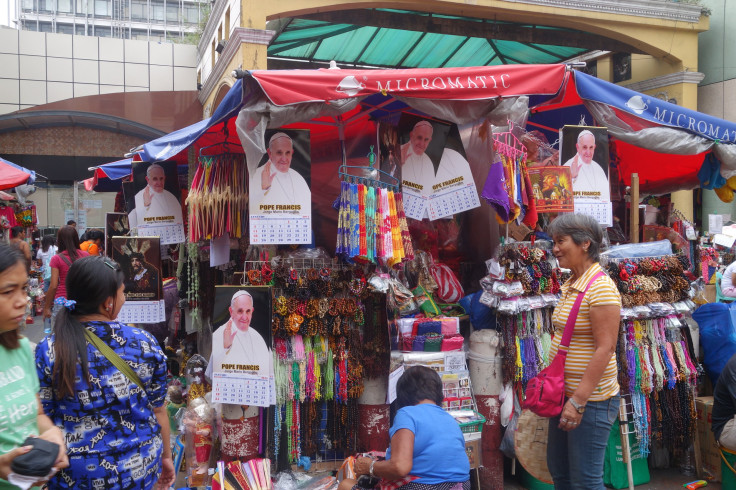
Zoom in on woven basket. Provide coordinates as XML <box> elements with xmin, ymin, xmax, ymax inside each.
<box><xmin>514</xmin><ymin>410</ymin><xmax>554</xmax><ymax>484</ymax></box>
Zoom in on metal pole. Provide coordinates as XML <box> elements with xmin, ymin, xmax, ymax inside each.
<box><xmin>630</xmin><ymin>173</ymin><xmax>639</xmax><ymax>243</ymax></box>
<box><xmin>73</xmin><ymin>181</ymin><xmax>79</xmax><ymax>224</ymax></box>
<box><xmin>618</xmin><ymin>397</ymin><xmax>635</xmax><ymax>490</ymax></box>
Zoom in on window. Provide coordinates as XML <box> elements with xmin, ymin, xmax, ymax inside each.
<box><xmin>151</xmin><ymin>1</ymin><xmax>164</xmax><ymax>21</ymax></box>
<box><xmin>21</xmin><ymin>0</ymin><xmax>34</xmax><ymax>13</ymax></box>
<box><xmin>166</xmin><ymin>4</ymin><xmax>179</xmax><ymax>22</ymax></box>
<box><xmin>75</xmin><ymin>0</ymin><xmax>87</xmax><ymax>14</ymax></box>
<box><xmin>37</xmin><ymin>0</ymin><xmax>52</xmax><ymax>12</ymax></box>
<box><xmin>94</xmin><ymin>25</ymin><xmax>111</xmax><ymax>37</ymax></box>
<box><xmin>131</xmin><ymin>29</ymin><xmax>148</xmax><ymax>40</ymax></box>
<box><xmin>183</xmin><ymin>5</ymin><xmax>199</xmax><ymax>24</ymax></box>
<box><xmin>57</xmin><ymin>0</ymin><xmax>72</xmax><ymax>13</ymax></box>
<box><xmin>94</xmin><ymin>0</ymin><xmax>109</xmax><ymax>17</ymax></box>
<box><xmin>56</xmin><ymin>24</ymin><xmax>74</xmax><ymax>34</ymax></box>
<box><xmin>39</xmin><ymin>22</ymin><xmax>53</xmax><ymax>32</ymax></box>
<box><xmin>131</xmin><ymin>0</ymin><xmax>147</xmax><ymax>21</ymax></box>
<box><xmin>224</xmin><ymin>7</ymin><xmax>230</xmax><ymax>39</ymax></box>
<box><xmin>75</xmin><ymin>24</ymin><xmax>86</xmax><ymax>35</ymax></box>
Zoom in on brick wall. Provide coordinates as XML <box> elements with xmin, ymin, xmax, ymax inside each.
<box><xmin>0</xmin><ymin>127</ymin><xmax>144</xmax><ymax>157</ymax></box>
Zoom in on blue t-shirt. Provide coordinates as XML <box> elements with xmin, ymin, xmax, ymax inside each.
<box><xmin>387</xmin><ymin>404</ymin><xmax>469</xmax><ymax>484</ymax></box>
<box><xmin>35</xmin><ymin>321</ymin><xmax>168</xmax><ymax>489</ymax></box>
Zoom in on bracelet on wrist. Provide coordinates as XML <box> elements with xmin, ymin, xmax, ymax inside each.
<box><xmin>369</xmin><ymin>459</ymin><xmax>376</xmax><ymax>477</ymax></box>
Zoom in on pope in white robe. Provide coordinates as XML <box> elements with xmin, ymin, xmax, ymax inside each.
<box><xmin>129</xmin><ymin>163</ymin><xmax>183</xmax><ymax>228</ymax></box>
<box><xmin>400</xmin><ymin>120</ymin><xmax>436</xmax><ymax>196</ymax></box>
<box><xmin>249</xmin><ymin>132</ymin><xmax>311</xmax><ymax>216</ymax></box>
<box><xmin>435</xmin><ymin>147</ymin><xmax>475</xmax><ymax>188</ymax></box>
<box><xmin>206</xmin><ymin>290</ymin><xmax>274</xmax><ymax>380</ymax></box>
<box><xmin>563</xmin><ymin>130</ymin><xmax>610</xmax><ymax>202</ymax></box>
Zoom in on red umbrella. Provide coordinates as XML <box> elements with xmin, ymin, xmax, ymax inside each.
<box><xmin>0</xmin><ymin>157</ymin><xmax>35</xmax><ymax>191</ymax></box>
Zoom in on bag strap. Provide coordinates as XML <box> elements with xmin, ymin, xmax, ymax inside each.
<box><xmin>558</xmin><ymin>271</ymin><xmax>606</xmax><ymax>351</ymax></box>
<box><xmin>83</xmin><ymin>327</ymin><xmax>145</xmax><ymax>391</ymax></box>
<box><xmin>721</xmin><ymin>446</ymin><xmax>736</xmax><ymax>475</ymax></box>
<box><xmin>58</xmin><ymin>253</ymin><xmax>72</xmax><ymax>267</ymax></box>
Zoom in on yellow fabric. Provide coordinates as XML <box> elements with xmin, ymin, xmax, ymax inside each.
<box><xmin>549</xmin><ymin>262</ymin><xmax>621</xmax><ymax>401</ymax></box>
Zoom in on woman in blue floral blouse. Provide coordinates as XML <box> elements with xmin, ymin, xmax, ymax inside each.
<box><xmin>35</xmin><ymin>256</ymin><xmax>175</xmax><ymax>489</ymax></box>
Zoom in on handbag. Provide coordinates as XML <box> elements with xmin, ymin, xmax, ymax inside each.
<box><xmin>430</xmin><ymin>263</ymin><xmax>464</xmax><ymax>303</ymax></box>
<box><xmin>522</xmin><ymin>271</ymin><xmax>604</xmax><ymax>417</ymax></box>
<box><xmin>84</xmin><ymin>327</ymin><xmax>145</xmax><ymax>391</ymax></box>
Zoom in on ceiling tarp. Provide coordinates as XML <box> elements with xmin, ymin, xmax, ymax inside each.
<box><xmin>0</xmin><ymin>157</ymin><xmax>35</xmax><ymax>190</ymax></box>
<box><xmin>266</xmin><ymin>9</ymin><xmax>642</xmax><ymax>70</ymax></box>
<box><xmin>248</xmin><ymin>64</ymin><xmax>567</xmax><ymax>106</ymax></box>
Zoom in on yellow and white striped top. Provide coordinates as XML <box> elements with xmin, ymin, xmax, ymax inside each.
<box><xmin>549</xmin><ymin>262</ymin><xmax>621</xmax><ymax>401</ymax></box>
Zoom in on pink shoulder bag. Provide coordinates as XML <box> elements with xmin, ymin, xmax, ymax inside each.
<box><xmin>522</xmin><ymin>271</ymin><xmax>605</xmax><ymax>417</ymax></box>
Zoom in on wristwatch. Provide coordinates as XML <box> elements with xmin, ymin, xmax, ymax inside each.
<box><xmin>569</xmin><ymin>398</ymin><xmax>586</xmax><ymax>414</ymax></box>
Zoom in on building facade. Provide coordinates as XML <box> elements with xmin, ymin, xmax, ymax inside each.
<box><xmin>1</xmin><ymin>0</ymin><xmax>207</xmax><ymax>42</ymax></box>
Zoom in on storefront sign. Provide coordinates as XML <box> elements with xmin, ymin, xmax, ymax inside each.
<box><xmin>251</xmin><ymin>64</ymin><xmax>567</xmax><ymax>105</ymax></box>
<box><xmin>575</xmin><ymin>71</ymin><xmax>736</xmax><ymax>143</ymax></box>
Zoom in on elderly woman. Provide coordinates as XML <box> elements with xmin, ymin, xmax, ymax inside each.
<box><xmin>340</xmin><ymin>366</ymin><xmax>469</xmax><ymax>490</ymax></box>
<box><xmin>546</xmin><ymin>213</ymin><xmax>621</xmax><ymax>489</ymax></box>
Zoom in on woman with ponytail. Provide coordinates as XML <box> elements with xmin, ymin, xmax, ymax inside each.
<box><xmin>35</xmin><ymin>256</ymin><xmax>175</xmax><ymax>489</ymax></box>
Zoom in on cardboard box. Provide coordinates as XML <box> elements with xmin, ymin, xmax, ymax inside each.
<box><xmin>695</xmin><ymin>396</ymin><xmax>721</xmax><ymax>482</ymax></box>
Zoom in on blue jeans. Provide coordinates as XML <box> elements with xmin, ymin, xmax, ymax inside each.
<box><xmin>547</xmin><ymin>395</ymin><xmax>620</xmax><ymax>490</ymax></box>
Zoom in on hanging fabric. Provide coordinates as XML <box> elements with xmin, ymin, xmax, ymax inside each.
<box><xmin>186</xmin><ymin>152</ymin><xmax>248</xmax><ymax>242</ymax></box>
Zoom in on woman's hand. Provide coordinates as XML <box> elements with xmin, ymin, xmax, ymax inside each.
<box><xmin>39</xmin><ymin>427</ymin><xmax>69</xmax><ymax>471</ymax></box>
<box><xmin>0</xmin><ymin>445</ymin><xmax>33</xmax><ymax>480</ymax></box>
<box><xmin>353</xmin><ymin>456</ymin><xmax>373</xmax><ymax>476</ymax></box>
<box><xmin>43</xmin><ymin>307</ymin><xmax>51</xmax><ymax>320</ymax></box>
<box><xmin>558</xmin><ymin>400</ymin><xmax>583</xmax><ymax>432</ymax></box>
<box><xmin>155</xmin><ymin>456</ymin><xmax>176</xmax><ymax>489</ymax></box>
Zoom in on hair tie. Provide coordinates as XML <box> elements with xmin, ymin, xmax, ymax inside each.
<box><xmin>54</xmin><ymin>297</ymin><xmax>76</xmax><ymax>310</ymax></box>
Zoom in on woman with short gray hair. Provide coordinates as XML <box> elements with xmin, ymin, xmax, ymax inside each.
<box><xmin>545</xmin><ymin>213</ymin><xmax>622</xmax><ymax>489</ymax></box>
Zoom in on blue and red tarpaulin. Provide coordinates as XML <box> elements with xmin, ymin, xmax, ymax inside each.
<box><xmin>96</xmin><ymin>64</ymin><xmax>736</xmax><ymax>196</ymax></box>
<box><xmin>0</xmin><ymin>157</ymin><xmax>35</xmax><ymax>191</ymax></box>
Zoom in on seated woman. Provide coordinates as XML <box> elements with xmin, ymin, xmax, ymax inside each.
<box><xmin>339</xmin><ymin>366</ymin><xmax>470</xmax><ymax>490</ymax></box>
<box><xmin>721</xmin><ymin>260</ymin><xmax>736</xmax><ymax>298</ymax></box>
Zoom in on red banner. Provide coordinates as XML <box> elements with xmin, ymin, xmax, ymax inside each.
<box><xmin>249</xmin><ymin>64</ymin><xmax>567</xmax><ymax>106</ymax></box>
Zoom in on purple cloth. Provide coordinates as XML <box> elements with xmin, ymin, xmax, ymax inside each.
<box><xmin>481</xmin><ymin>157</ymin><xmax>510</xmax><ymax>222</ymax></box>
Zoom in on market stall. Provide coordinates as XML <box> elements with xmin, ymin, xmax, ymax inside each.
<box><xmin>96</xmin><ymin>63</ymin><xmax>736</xmax><ymax>489</ymax></box>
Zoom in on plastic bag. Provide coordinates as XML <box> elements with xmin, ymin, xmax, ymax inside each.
<box><xmin>387</xmin><ymin>279</ymin><xmax>418</xmax><ymax>316</ymax></box>
<box><xmin>499</xmin><ymin>393</ymin><xmax>520</xmax><ymax>459</ymax></box>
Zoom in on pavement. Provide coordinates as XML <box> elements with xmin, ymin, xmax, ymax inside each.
<box><xmin>21</xmin><ymin>312</ymin><xmax>46</xmax><ymax>345</ymax></box>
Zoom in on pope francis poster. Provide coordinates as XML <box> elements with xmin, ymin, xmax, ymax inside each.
<box><xmin>128</xmin><ymin>161</ymin><xmax>185</xmax><ymax>245</ymax></box>
<box><xmin>249</xmin><ymin>129</ymin><xmax>312</xmax><ymax>244</ymax></box>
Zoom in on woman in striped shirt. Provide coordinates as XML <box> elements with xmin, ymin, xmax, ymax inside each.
<box><xmin>546</xmin><ymin>213</ymin><xmax>622</xmax><ymax>489</ymax></box>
